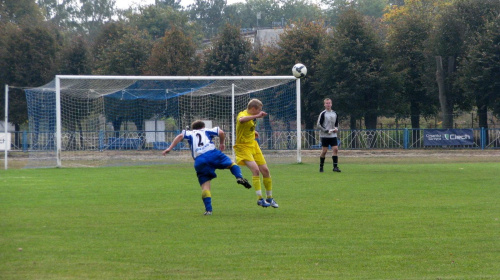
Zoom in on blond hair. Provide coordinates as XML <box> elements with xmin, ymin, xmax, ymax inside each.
<box><xmin>247</xmin><ymin>98</ymin><xmax>263</xmax><ymax>110</ymax></box>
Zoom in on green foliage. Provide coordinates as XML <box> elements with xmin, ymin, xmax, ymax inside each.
<box><xmin>0</xmin><ymin>0</ymin><xmax>44</xmax><ymax>24</ymax></box>
<box><xmin>388</xmin><ymin>0</ymin><xmax>405</xmax><ymax>5</ymax></box>
<box><xmin>78</xmin><ymin>0</ymin><xmax>115</xmax><ymax>36</ymax></box>
<box><xmin>144</xmin><ymin>27</ymin><xmax>201</xmax><ymax>76</ymax></box>
<box><xmin>2</xmin><ymin>0</ymin><xmax>500</xmax><ymax>132</ymax></box>
<box><xmin>357</xmin><ymin>0</ymin><xmax>388</xmax><ymax>18</ymax></box>
<box><xmin>92</xmin><ymin>22</ymin><xmax>152</xmax><ymax>75</ymax></box>
<box><xmin>323</xmin><ymin>0</ymin><xmax>389</xmax><ymax>25</ymax></box>
<box><xmin>0</xmin><ymin>21</ymin><xmax>61</xmax><ymax>126</ymax></box>
<box><xmin>384</xmin><ymin>0</ymin><xmax>439</xmax><ymax>127</ymax></box>
<box><xmin>1</xmin><ymin>160</ymin><xmax>499</xmax><ymax>278</ymax></box>
<box><xmin>431</xmin><ymin>0</ymin><xmax>500</xmax><ymax>126</ymax></box>
<box><xmin>456</xmin><ymin>15</ymin><xmax>500</xmax><ymax>121</ymax></box>
<box><xmin>221</xmin><ymin>3</ymin><xmax>247</xmax><ymax>27</ymax></box>
<box><xmin>188</xmin><ymin>0</ymin><xmax>226</xmax><ymax>38</ymax></box>
<box><xmin>316</xmin><ymin>9</ymin><xmax>395</xmax><ymax>129</ymax></box>
<box><xmin>157</xmin><ymin>0</ymin><xmax>183</xmax><ymax>11</ymax></box>
<box><xmin>58</xmin><ymin>35</ymin><xmax>92</xmax><ymax>75</ymax></box>
<box><xmin>253</xmin><ymin>21</ymin><xmax>327</xmax><ymax>130</ymax></box>
<box><xmin>222</xmin><ymin>0</ymin><xmax>278</xmax><ymax>29</ymax></box>
<box><xmin>126</xmin><ymin>5</ymin><xmax>191</xmax><ymax>40</ymax></box>
<box><xmin>36</xmin><ymin>0</ymin><xmax>78</xmax><ymax>29</ymax></box>
<box><xmin>3</xmin><ymin>25</ymin><xmax>59</xmax><ymax>84</ymax></box>
<box><xmin>209</xmin><ymin>0</ymin><xmax>321</xmax><ymax>30</ymax></box>
<box><xmin>245</xmin><ymin>0</ymin><xmax>280</xmax><ymax>27</ymax></box>
<box><xmin>203</xmin><ymin>23</ymin><xmax>252</xmax><ymax>75</ymax></box>
<box><xmin>433</xmin><ymin>0</ymin><xmax>500</xmax><ymax>57</ymax></box>
<box><xmin>322</xmin><ymin>0</ymin><xmax>354</xmax><ymax>25</ymax></box>
<box><xmin>279</xmin><ymin>0</ymin><xmax>324</xmax><ymax>24</ymax></box>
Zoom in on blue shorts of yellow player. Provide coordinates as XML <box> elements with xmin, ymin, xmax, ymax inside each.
<box><xmin>234</xmin><ymin>141</ymin><xmax>267</xmax><ymax>166</ymax></box>
<box><xmin>194</xmin><ymin>149</ymin><xmax>233</xmax><ymax>186</ymax></box>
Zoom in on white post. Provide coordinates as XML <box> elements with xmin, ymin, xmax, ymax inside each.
<box><xmin>296</xmin><ymin>79</ymin><xmax>302</xmax><ymax>163</ymax></box>
<box><xmin>55</xmin><ymin>77</ymin><xmax>62</xmax><ymax>167</ymax></box>
<box><xmin>4</xmin><ymin>84</ymin><xmax>8</xmax><ymax>170</ymax></box>
<box><xmin>231</xmin><ymin>83</ymin><xmax>235</xmax><ymax>161</ymax></box>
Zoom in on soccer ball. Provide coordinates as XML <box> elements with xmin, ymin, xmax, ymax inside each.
<box><xmin>292</xmin><ymin>63</ymin><xmax>307</xmax><ymax>78</ymax></box>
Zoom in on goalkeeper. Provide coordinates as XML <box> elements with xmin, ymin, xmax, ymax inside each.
<box><xmin>234</xmin><ymin>98</ymin><xmax>278</xmax><ymax>208</ymax></box>
<box><xmin>317</xmin><ymin>98</ymin><xmax>341</xmax><ymax>173</ymax></box>
<box><xmin>162</xmin><ymin>120</ymin><xmax>252</xmax><ymax>216</ymax></box>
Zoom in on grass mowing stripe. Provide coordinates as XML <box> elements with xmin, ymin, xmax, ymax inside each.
<box><xmin>1</xmin><ymin>161</ymin><xmax>499</xmax><ymax>279</ymax></box>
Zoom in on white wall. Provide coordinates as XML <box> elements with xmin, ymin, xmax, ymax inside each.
<box><xmin>0</xmin><ymin>121</ymin><xmax>15</xmax><ymax>132</ymax></box>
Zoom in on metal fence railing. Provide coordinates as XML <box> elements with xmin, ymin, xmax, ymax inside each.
<box><xmin>2</xmin><ymin>128</ymin><xmax>500</xmax><ymax>153</ymax></box>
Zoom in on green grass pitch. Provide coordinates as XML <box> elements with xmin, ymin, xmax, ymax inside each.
<box><xmin>1</xmin><ymin>159</ymin><xmax>499</xmax><ymax>279</ymax></box>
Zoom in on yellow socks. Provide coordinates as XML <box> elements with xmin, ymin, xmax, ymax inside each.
<box><xmin>253</xmin><ymin>176</ymin><xmax>263</xmax><ymax>199</ymax></box>
<box><xmin>263</xmin><ymin>177</ymin><xmax>273</xmax><ymax>198</ymax></box>
<box><xmin>253</xmin><ymin>176</ymin><xmax>273</xmax><ymax>199</ymax></box>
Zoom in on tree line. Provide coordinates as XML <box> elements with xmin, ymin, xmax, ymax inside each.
<box><xmin>1</xmin><ymin>0</ymin><xmax>499</xmax><ymax>134</ymax></box>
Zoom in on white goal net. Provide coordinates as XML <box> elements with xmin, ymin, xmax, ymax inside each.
<box><xmin>24</xmin><ymin>76</ymin><xmax>301</xmax><ymax>168</ymax></box>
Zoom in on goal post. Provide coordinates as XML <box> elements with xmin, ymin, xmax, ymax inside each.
<box><xmin>26</xmin><ymin>75</ymin><xmax>301</xmax><ymax>168</ymax></box>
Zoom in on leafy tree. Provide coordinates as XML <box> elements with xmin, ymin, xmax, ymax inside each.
<box><xmin>322</xmin><ymin>0</ymin><xmax>353</xmax><ymax>25</ymax></box>
<box><xmin>157</xmin><ymin>0</ymin><xmax>183</xmax><ymax>10</ymax></box>
<box><xmin>0</xmin><ymin>2</ymin><xmax>59</xmax><ymax>147</ymax></box>
<box><xmin>432</xmin><ymin>0</ymin><xmax>500</xmax><ymax>128</ymax></box>
<box><xmin>125</xmin><ymin>5</ymin><xmax>197</xmax><ymax>40</ymax></box>
<box><xmin>92</xmin><ymin>22</ymin><xmax>152</xmax><ymax>75</ymax></box>
<box><xmin>388</xmin><ymin>0</ymin><xmax>405</xmax><ymax>5</ymax></box>
<box><xmin>144</xmin><ymin>27</ymin><xmax>201</xmax><ymax>76</ymax></box>
<box><xmin>36</xmin><ymin>0</ymin><xmax>79</xmax><ymax>29</ymax></box>
<box><xmin>315</xmin><ymin>8</ymin><xmax>396</xmax><ymax>130</ymax></box>
<box><xmin>253</xmin><ymin>21</ymin><xmax>327</xmax><ymax>136</ymax></box>
<box><xmin>78</xmin><ymin>0</ymin><xmax>116</xmax><ymax>37</ymax></box>
<box><xmin>59</xmin><ymin>35</ymin><xmax>92</xmax><ymax>75</ymax></box>
<box><xmin>0</xmin><ymin>0</ymin><xmax>44</xmax><ymax>24</ymax></box>
<box><xmin>0</xmin><ymin>23</ymin><xmax>60</xmax><ymax>94</ymax></box>
<box><xmin>222</xmin><ymin>1</ymin><xmax>272</xmax><ymax>29</ymax></box>
<box><xmin>357</xmin><ymin>0</ymin><xmax>389</xmax><ymax>18</ymax></box>
<box><xmin>384</xmin><ymin>0</ymin><xmax>439</xmax><ymax>129</ymax></box>
<box><xmin>278</xmin><ymin>0</ymin><xmax>324</xmax><ymax>27</ymax></box>
<box><xmin>203</xmin><ymin>0</ymin><xmax>320</xmax><ymax>31</ymax></box>
<box><xmin>221</xmin><ymin>3</ymin><xmax>247</xmax><ymax>28</ymax></box>
<box><xmin>203</xmin><ymin>23</ymin><xmax>252</xmax><ymax>75</ymax></box>
<box><xmin>456</xmin><ymin>15</ymin><xmax>500</xmax><ymax>130</ymax></box>
<box><xmin>323</xmin><ymin>0</ymin><xmax>388</xmax><ymax>25</ymax></box>
<box><xmin>188</xmin><ymin>0</ymin><xmax>226</xmax><ymax>38</ymax></box>
<box><xmin>0</xmin><ymin>21</ymin><xmax>60</xmax><ymax>141</ymax></box>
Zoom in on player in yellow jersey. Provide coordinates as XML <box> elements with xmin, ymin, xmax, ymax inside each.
<box><xmin>234</xmin><ymin>99</ymin><xmax>278</xmax><ymax>208</ymax></box>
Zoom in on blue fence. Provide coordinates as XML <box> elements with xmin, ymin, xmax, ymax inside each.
<box><xmin>297</xmin><ymin>128</ymin><xmax>498</xmax><ymax>150</ymax></box>
<box><xmin>3</xmin><ymin>128</ymin><xmax>500</xmax><ymax>152</ymax></box>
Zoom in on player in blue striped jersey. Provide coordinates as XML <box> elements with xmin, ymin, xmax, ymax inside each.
<box><xmin>162</xmin><ymin>120</ymin><xmax>251</xmax><ymax>215</ymax></box>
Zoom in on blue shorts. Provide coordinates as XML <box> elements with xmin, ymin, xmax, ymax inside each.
<box><xmin>194</xmin><ymin>150</ymin><xmax>233</xmax><ymax>185</ymax></box>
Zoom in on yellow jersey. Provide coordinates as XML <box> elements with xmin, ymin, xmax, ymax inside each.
<box><xmin>236</xmin><ymin>110</ymin><xmax>257</xmax><ymax>145</ymax></box>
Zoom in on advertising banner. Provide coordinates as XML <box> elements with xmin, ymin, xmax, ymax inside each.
<box><xmin>423</xmin><ymin>129</ymin><xmax>474</xmax><ymax>146</ymax></box>
<box><xmin>0</xmin><ymin>133</ymin><xmax>11</xmax><ymax>151</ymax></box>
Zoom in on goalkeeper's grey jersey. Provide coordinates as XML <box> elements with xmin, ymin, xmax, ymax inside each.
<box><xmin>317</xmin><ymin>109</ymin><xmax>338</xmax><ymax>138</ymax></box>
